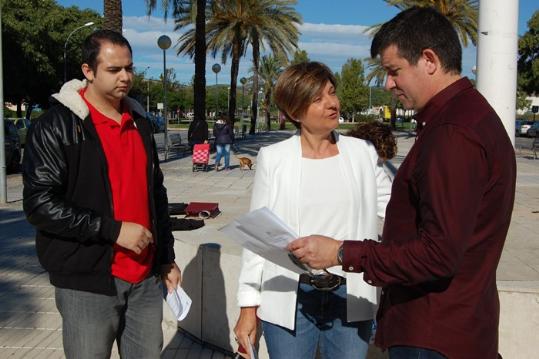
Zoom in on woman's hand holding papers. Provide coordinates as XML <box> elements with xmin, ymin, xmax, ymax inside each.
<box><xmin>234</xmin><ymin>307</ymin><xmax>258</xmax><ymax>358</ymax></box>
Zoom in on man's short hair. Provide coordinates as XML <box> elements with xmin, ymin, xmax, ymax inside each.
<box><xmin>273</xmin><ymin>62</ymin><xmax>336</xmax><ymax>129</ymax></box>
<box><xmin>82</xmin><ymin>30</ymin><xmax>133</xmax><ymax>72</ymax></box>
<box><xmin>371</xmin><ymin>7</ymin><xmax>462</xmax><ymax>74</ymax></box>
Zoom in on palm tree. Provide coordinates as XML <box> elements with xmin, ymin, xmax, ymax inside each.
<box><xmin>245</xmin><ymin>0</ymin><xmax>301</xmax><ymax>134</ymax></box>
<box><xmin>103</xmin><ymin>0</ymin><xmax>122</xmax><ymax>33</ymax></box>
<box><xmin>173</xmin><ymin>1</ymin><xmax>211</xmax><ymax>124</ymax></box>
<box><xmin>382</xmin><ymin>0</ymin><xmax>478</xmax><ymax>46</ymax></box>
<box><xmin>103</xmin><ymin>1</ymin><xmax>179</xmax><ymax>36</ymax></box>
<box><xmin>367</xmin><ymin>0</ymin><xmax>478</xmax><ymax>47</ymax></box>
<box><xmin>178</xmin><ymin>0</ymin><xmax>300</xmax><ymax>129</ymax></box>
<box><xmin>364</xmin><ymin>57</ymin><xmax>386</xmax><ymax>87</ymax></box>
<box><xmin>258</xmin><ymin>55</ymin><xmax>284</xmax><ymax>131</ymax></box>
<box><xmin>145</xmin><ymin>0</ymin><xmax>181</xmax><ymax>21</ymax></box>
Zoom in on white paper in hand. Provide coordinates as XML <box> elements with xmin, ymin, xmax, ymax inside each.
<box><xmin>219</xmin><ymin>207</ymin><xmax>310</xmax><ymax>274</ymax></box>
<box><xmin>164</xmin><ymin>286</ymin><xmax>192</xmax><ymax>321</ymax></box>
<box><xmin>248</xmin><ymin>337</ymin><xmax>258</xmax><ymax>359</ymax></box>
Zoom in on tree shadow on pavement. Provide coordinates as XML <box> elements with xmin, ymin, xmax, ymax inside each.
<box><xmin>163</xmin><ymin>243</ymin><xmax>234</xmax><ymax>357</ymax></box>
<box><xmin>0</xmin><ymin>208</ymin><xmax>45</xmax><ymax>327</ymax></box>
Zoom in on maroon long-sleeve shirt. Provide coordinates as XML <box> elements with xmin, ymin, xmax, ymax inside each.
<box><xmin>343</xmin><ymin>78</ymin><xmax>516</xmax><ymax>358</ymax></box>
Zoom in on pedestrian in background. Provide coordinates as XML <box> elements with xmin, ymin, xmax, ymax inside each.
<box><xmin>213</xmin><ymin>114</ymin><xmax>234</xmax><ymax>171</ymax></box>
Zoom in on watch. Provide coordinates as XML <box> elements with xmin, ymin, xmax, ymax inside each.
<box><xmin>337</xmin><ymin>243</ymin><xmax>344</xmax><ymax>265</ymax></box>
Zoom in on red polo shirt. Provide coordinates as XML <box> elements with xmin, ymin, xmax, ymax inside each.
<box><xmin>81</xmin><ymin>89</ymin><xmax>154</xmax><ymax>283</ymax></box>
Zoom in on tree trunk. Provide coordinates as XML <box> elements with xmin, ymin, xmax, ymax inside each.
<box><xmin>228</xmin><ymin>37</ymin><xmax>240</xmax><ymax>123</ymax></box>
<box><xmin>16</xmin><ymin>101</ymin><xmax>22</xmax><ymax>118</ymax></box>
<box><xmin>25</xmin><ymin>101</ymin><xmax>34</xmax><ymax>120</ymax></box>
<box><xmin>265</xmin><ymin>91</ymin><xmax>271</xmax><ymax>131</ymax></box>
<box><xmin>103</xmin><ymin>0</ymin><xmax>122</xmax><ymax>33</ymax></box>
<box><xmin>193</xmin><ymin>0</ymin><xmax>206</xmax><ymax>125</ymax></box>
<box><xmin>250</xmin><ymin>37</ymin><xmax>260</xmax><ymax>134</ymax></box>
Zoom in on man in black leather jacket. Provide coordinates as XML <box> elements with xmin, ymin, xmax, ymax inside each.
<box><xmin>22</xmin><ymin>30</ymin><xmax>181</xmax><ymax>359</ymax></box>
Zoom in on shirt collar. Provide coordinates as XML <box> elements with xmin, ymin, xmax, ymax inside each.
<box><xmin>79</xmin><ymin>88</ymin><xmax>134</xmax><ymax>128</ymax></box>
<box><xmin>415</xmin><ymin>77</ymin><xmax>473</xmax><ymax>133</ymax></box>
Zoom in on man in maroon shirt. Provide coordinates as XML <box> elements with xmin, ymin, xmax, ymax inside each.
<box><xmin>288</xmin><ymin>7</ymin><xmax>516</xmax><ymax>359</ymax></box>
<box><xmin>23</xmin><ymin>31</ymin><xmax>181</xmax><ymax>358</ymax></box>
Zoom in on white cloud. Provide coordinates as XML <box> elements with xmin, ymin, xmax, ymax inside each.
<box><xmin>121</xmin><ymin>15</ymin><xmax>477</xmax><ymax>82</ymax></box>
<box><xmin>300</xmin><ymin>22</ymin><xmax>370</xmax><ymax>37</ymax></box>
<box><xmin>124</xmin><ymin>15</ymin><xmax>178</xmax><ymax>33</ymax></box>
<box><xmin>298</xmin><ymin>42</ymin><xmax>371</xmax><ymax>58</ymax></box>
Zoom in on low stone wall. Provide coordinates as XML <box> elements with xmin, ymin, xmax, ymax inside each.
<box><xmin>498</xmin><ymin>282</ymin><xmax>539</xmax><ymax>358</ymax></box>
<box><xmin>164</xmin><ymin>240</ymin><xmax>538</xmax><ymax>358</ymax></box>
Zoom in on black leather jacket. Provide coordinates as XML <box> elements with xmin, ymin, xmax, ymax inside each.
<box><xmin>22</xmin><ymin>80</ymin><xmax>175</xmax><ymax>295</ymax></box>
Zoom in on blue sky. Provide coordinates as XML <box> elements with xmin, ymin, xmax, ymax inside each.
<box><xmin>58</xmin><ymin>0</ymin><xmax>537</xmax><ymax>84</ymax></box>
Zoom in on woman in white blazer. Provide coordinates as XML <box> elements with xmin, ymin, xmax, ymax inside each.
<box><xmin>234</xmin><ymin>62</ymin><xmax>392</xmax><ymax>359</ymax></box>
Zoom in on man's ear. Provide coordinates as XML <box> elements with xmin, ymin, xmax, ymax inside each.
<box><xmin>81</xmin><ymin>63</ymin><xmax>94</xmax><ymax>82</ymax></box>
<box><xmin>421</xmin><ymin>49</ymin><xmax>440</xmax><ymax>75</ymax></box>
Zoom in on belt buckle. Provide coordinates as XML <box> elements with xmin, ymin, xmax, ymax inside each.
<box><xmin>309</xmin><ymin>274</ymin><xmax>341</xmax><ymax>291</ymax></box>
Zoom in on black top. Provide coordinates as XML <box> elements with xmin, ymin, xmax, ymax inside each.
<box><xmin>213</xmin><ymin>121</ymin><xmax>234</xmax><ymax>145</ymax></box>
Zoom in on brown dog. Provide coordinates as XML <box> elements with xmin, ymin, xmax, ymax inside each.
<box><xmin>236</xmin><ymin>156</ymin><xmax>253</xmax><ymax>170</ymax></box>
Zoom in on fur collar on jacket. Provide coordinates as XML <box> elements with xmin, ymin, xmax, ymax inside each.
<box><xmin>51</xmin><ymin>79</ymin><xmax>146</xmax><ymax>121</ymax></box>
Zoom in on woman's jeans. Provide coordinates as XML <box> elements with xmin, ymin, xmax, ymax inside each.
<box><xmin>262</xmin><ymin>283</ymin><xmax>372</xmax><ymax>359</ymax></box>
<box><xmin>215</xmin><ymin>144</ymin><xmax>231</xmax><ymax>169</ymax></box>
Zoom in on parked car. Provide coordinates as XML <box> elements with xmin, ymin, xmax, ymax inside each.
<box><xmin>146</xmin><ymin>112</ymin><xmax>165</xmax><ymax>133</ymax></box>
<box><xmin>4</xmin><ymin>120</ymin><xmax>22</xmax><ymax>173</ymax></box>
<box><xmin>526</xmin><ymin>122</ymin><xmax>539</xmax><ymax>138</ymax></box>
<box><xmin>6</xmin><ymin>117</ymin><xmax>30</xmax><ymax>146</ymax></box>
<box><xmin>515</xmin><ymin>120</ymin><xmax>534</xmax><ymax>137</ymax></box>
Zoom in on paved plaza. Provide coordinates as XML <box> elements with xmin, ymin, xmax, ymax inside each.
<box><xmin>1</xmin><ymin>129</ymin><xmax>538</xmax><ymax>358</ymax></box>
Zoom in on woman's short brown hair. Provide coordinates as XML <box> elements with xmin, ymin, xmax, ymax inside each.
<box><xmin>273</xmin><ymin>62</ymin><xmax>337</xmax><ymax>128</ymax></box>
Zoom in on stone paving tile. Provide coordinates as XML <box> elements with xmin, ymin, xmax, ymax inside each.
<box><xmin>1</xmin><ymin>131</ymin><xmax>537</xmax><ymax>358</ymax></box>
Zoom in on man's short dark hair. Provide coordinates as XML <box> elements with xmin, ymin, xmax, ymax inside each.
<box><xmin>371</xmin><ymin>7</ymin><xmax>462</xmax><ymax>74</ymax></box>
<box><xmin>82</xmin><ymin>30</ymin><xmax>133</xmax><ymax>72</ymax></box>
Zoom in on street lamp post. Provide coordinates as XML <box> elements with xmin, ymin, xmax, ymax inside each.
<box><xmin>227</xmin><ymin>87</ymin><xmax>230</xmax><ymax>115</ymax></box>
<box><xmin>212</xmin><ymin>64</ymin><xmax>221</xmax><ymax>116</ymax></box>
<box><xmin>157</xmin><ymin>35</ymin><xmax>172</xmax><ymax>160</ymax></box>
<box><xmin>368</xmin><ymin>85</ymin><xmax>372</xmax><ymax>112</ymax></box>
<box><xmin>64</xmin><ymin>21</ymin><xmax>94</xmax><ymax>83</ymax></box>
<box><xmin>144</xmin><ymin>66</ymin><xmax>150</xmax><ymax>113</ymax></box>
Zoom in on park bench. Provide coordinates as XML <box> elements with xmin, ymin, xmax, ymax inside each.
<box><xmin>167</xmin><ymin>132</ymin><xmax>190</xmax><ymax>157</ymax></box>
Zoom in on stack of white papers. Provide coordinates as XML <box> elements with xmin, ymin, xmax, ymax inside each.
<box><xmin>220</xmin><ymin>207</ymin><xmax>309</xmax><ymax>274</ymax></box>
<box><xmin>164</xmin><ymin>286</ymin><xmax>192</xmax><ymax>321</ymax></box>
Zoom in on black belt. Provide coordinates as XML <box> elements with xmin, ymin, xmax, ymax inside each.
<box><xmin>299</xmin><ymin>273</ymin><xmax>346</xmax><ymax>291</ymax></box>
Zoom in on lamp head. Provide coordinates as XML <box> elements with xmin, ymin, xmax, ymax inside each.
<box><xmin>157</xmin><ymin>35</ymin><xmax>172</xmax><ymax>50</ymax></box>
<box><xmin>212</xmin><ymin>63</ymin><xmax>221</xmax><ymax>74</ymax></box>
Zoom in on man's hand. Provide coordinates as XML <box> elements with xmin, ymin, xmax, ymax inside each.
<box><xmin>287</xmin><ymin>235</ymin><xmax>342</xmax><ymax>269</ymax></box>
<box><xmin>161</xmin><ymin>262</ymin><xmax>182</xmax><ymax>293</ymax></box>
<box><xmin>116</xmin><ymin>222</ymin><xmax>153</xmax><ymax>254</ymax></box>
<box><xmin>234</xmin><ymin>307</ymin><xmax>258</xmax><ymax>359</ymax></box>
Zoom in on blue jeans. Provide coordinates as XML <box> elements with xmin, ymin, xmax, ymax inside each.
<box><xmin>262</xmin><ymin>283</ymin><xmax>372</xmax><ymax>359</ymax></box>
<box><xmin>389</xmin><ymin>346</ymin><xmax>447</xmax><ymax>359</ymax></box>
<box><xmin>215</xmin><ymin>144</ymin><xmax>231</xmax><ymax>169</ymax></box>
<box><xmin>55</xmin><ymin>276</ymin><xmax>163</xmax><ymax>359</ymax></box>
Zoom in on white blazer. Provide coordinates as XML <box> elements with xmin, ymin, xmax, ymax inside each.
<box><xmin>237</xmin><ymin>132</ymin><xmax>392</xmax><ymax>330</ymax></box>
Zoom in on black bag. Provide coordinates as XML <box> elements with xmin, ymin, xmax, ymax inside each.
<box><xmin>169</xmin><ymin>217</ymin><xmax>205</xmax><ymax>231</ymax></box>
<box><xmin>168</xmin><ymin>202</ymin><xmax>188</xmax><ymax>215</ymax></box>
